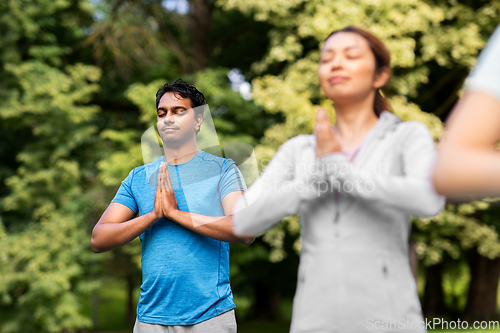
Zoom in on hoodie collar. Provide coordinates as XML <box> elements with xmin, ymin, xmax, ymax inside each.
<box><xmin>372</xmin><ymin>110</ymin><xmax>402</xmax><ymax>138</ymax></box>
<box><xmin>305</xmin><ymin>110</ymin><xmax>402</xmax><ymax>161</ymax></box>
<box><xmin>353</xmin><ymin>110</ymin><xmax>402</xmax><ymax>163</ymax></box>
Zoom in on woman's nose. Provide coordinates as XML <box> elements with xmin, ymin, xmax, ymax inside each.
<box><xmin>330</xmin><ymin>55</ymin><xmax>343</xmax><ymax>69</ymax></box>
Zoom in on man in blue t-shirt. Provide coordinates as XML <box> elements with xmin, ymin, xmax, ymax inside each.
<box><xmin>91</xmin><ymin>79</ymin><xmax>252</xmax><ymax>333</ymax></box>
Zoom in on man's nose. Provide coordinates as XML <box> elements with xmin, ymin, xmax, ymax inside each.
<box><xmin>164</xmin><ymin>111</ymin><xmax>175</xmax><ymax>123</ymax></box>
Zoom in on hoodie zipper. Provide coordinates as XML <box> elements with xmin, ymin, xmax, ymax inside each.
<box><xmin>334</xmin><ymin>187</ymin><xmax>340</xmax><ymax>237</ymax></box>
<box><xmin>332</xmin><ymin>116</ymin><xmax>401</xmax><ymax>233</ymax></box>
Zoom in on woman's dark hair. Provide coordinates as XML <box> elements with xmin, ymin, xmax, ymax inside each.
<box><xmin>156</xmin><ymin>79</ymin><xmax>207</xmax><ymax>116</ymax></box>
<box><xmin>325</xmin><ymin>26</ymin><xmax>392</xmax><ymax>117</ymax></box>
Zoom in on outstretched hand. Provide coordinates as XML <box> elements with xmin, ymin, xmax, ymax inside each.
<box><xmin>314</xmin><ymin>109</ymin><xmax>342</xmax><ymax>158</ymax></box>
<box><xmin>152</xmin><ymin>162</ymin><xmax>179</xmax><ymax>220</ymax></box>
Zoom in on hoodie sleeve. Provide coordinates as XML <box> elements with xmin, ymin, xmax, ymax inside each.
<box><xmin>321</xmin><ymin>122</ymin><xmax>445</xmax><ymax>217</ymax></box>
<box><xmin>232</xmin><ymin>138</ymin><xmax>305</xmax><ymax>236</ymax></box>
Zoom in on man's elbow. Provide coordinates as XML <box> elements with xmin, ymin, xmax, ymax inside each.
<box><xmin>231</xmin><ymin>226</ymin><xmax>254</xmax><ymax>244</ymax></box>
<box><xmin>230</xmin><ymin>213</ymin><xmax>255</xmax><ymax>241</ymax></box>
<box><xmin>238</xmin><ymin>235</ymin><xmax>254</xmax><ymax>245</ymax></box>
<box><xmin>90</xmin><ymin>236</ymin><xmax>104</xmax><ymax>253</ymax></box>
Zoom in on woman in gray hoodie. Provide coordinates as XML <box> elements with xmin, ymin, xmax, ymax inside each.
<box><xmin>232</xmin><ymin>26</ymin><xmax>445</xmax><ymax>333</ymax></box>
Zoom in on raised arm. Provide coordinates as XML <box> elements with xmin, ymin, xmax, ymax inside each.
<box><xmin>433</xmin><ymin>91</ymin><xmax>500</xmax><ymax>198</ymax></box>
<box><xmin>165</xmin><ymin>191</ymin><xmax>253</xmax><ymax>244</ymax></box>
<box><xmin>232</xmin><ymin>138</ymin><xmax>305</xmax><ymax>236</ymax></box>
<box><xmin>91</xmin><ymin>203</ymin><xmax>161</xmax><ymax>253</ymax></box>
<box><xmin>157</xmin><ymin>162</ymin><xmax>253</xmax><ymax>244</ymax></box>
<box><xmin>91</xmin><ymin>170</ymin><xmax>164</xmax><ymax>253</ymax></box>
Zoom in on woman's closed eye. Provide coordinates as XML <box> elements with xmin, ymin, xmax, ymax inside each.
<box><xmin>320</xmin><ymin>56</ymin><xmax>333</xmax><ymax>63</ymax></box>
<box><xmin>346</xmin><ymin>52</ymin><xmax>361</xmax><ymax>59</ymax></box>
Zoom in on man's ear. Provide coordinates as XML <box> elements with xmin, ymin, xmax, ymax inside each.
<box><xmin>373</xmin><ymin>66</ymin><xmax>390</xmax><ymax>90</ymax></box>
<box><xmin>195</xmin><ymin>113</ymin><xmax>203</xmax><ymax>132</ymax></box>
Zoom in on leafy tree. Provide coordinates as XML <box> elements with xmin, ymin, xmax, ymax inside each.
<box><xmin>0</xmin><ymin>1</ymin><xmax>104</xmax><ymax>332</ymax></box>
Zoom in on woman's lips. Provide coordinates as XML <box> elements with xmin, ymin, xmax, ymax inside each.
<box><xmin>329</xmin><ymin>76</ymin><xmax>348</xmax><ymax>84</ymax></box>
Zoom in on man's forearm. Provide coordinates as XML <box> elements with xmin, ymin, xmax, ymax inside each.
<box><xmin>169</xmin><ymin>210</ymin><xmax>253</xmax><ymax>244</ymax></box>
<box><xmin>91</xmin><ymin>212</ymin><xmax>160</xmax><ymax>253</ymax></box>
<box><xmin>434</xmin><ymin>91</ymin><xmax>500</xmax><ymax>198</ymax></box>
<box><xmin>434</xmin><ymin>147</ymin><xmax>500</xmax><ymax>198</ymax></box>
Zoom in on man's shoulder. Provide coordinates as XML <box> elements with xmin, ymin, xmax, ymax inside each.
<box><xmin>198</xmin><ymin>150</ymin><xmax>225</xmax><ymax>161</ymax></box>
<box><xmin>197</xmin><ymin>150</ymin><xmax>235</xmax><ymax>168</ymax></box>
<box><xmin>122</xmin><ymin>164</ymin><xmax>147</xmax><ymax>180</ymax></box>
<box><xmin>126</xmin><ymin>156</ymin><xmax>163</xmax><ymax>186</ymax></box>
<box><xmin>131</xmin><ymin>164</ymin><xmax>148</xmax><ymax>174</ymax></box>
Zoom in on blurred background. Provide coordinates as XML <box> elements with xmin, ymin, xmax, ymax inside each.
<box><xmin>1</xmin><ymin>0</ymin><xmax>500</xmax><ymax>332</ymax></box>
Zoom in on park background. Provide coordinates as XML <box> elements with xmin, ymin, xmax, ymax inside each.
<box><xmin>1</xmin><ymin>0</ymin><xmax>500</xmax><ymax>332</ymax></box>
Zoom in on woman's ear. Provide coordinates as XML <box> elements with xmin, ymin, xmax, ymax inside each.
<box><xmin>373</xmin><ymin>67</ymin><xmax>391</xmax><ymax>90</ymax></box>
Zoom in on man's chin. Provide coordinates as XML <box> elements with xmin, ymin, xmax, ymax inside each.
<box><xmin>161</xmin><ymin>136</ymin><xmax>189</xmax><ymax>148</ymax></box>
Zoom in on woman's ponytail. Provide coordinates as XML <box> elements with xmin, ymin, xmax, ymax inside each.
<box><xmin>374</xmin><ymin>89</ymin><xmax>392</xmax><ymax>117</ymax></box>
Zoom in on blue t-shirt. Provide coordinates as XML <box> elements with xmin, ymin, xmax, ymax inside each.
<box><xmin>111</xmin><ymin>150</ymin><xmax>247</xmax><ymax>325</ymax></box>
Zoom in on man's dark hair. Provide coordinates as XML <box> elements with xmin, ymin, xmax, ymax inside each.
<box><xmin>156</xmin><ymin>79</ymin><xmax>207</xmax><ymax>116</ymax></box>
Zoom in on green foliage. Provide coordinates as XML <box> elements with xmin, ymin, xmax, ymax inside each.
<box><xmin>0</xmin><ymin>0</ymin><xmax>93</xmax><ymax>66</ymax></box>
<box><xmin>0</xmin><ymin>60</ymin><xmax>103</xmax><ymax>331</ymax></box>
<box><xmin>0</xmin><ymin>213</ymin><xmax>98</xmax><ymax>333</ymax></box>
<box><xmin>1</xmin><ymin>61</ymin><xmax>100</xmax><ymax>220</ymax></box>
<box><xmin>0</xmin><ymin>1</ymin><xmax>105</xmax><ymax>331</ymax></box>
<box><xmin>414</xmin><ymin>200</ymin><xmax>500</xmax><ymax>266</ymax></box>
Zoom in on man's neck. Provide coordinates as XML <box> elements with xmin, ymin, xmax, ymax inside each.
<box><xmin>163</xmin><ymin>141</ymin><xmax>199</xmax><ymax>165</ymax></box>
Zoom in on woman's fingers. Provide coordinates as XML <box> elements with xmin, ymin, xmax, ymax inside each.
<box><xmin>315</xmin><ymin>109</ymin><xmax>333</xmax><ymax>139</ymax></box>
<box><xmin>315</xmin><ymin>109</ymin><xmax>340</xmax><ymax>157</ymax></box>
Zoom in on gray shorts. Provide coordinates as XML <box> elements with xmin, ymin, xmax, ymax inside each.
<box><xmin>133</xmin><ymin>309</ymin><xmax>237</xmax><ymax>333</ymax></box>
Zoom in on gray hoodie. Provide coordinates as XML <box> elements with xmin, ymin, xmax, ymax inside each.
<box><xmin>233</xmin><ymin>111</ymin><xmax>445</xmax><ymax>333</ymax></box>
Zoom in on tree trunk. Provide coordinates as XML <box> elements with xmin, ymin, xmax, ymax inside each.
<box><xmin>91</xmin><ymin>293</ymin><xmax>99</xmax><ymax>329</ymax></box>
<box><xmin>189</xmin><ymin>0</ymin><xmax>212</xmax><ymax>71</ymax></box>
<box><xmin>126</xmin><ymin>274</ymin><xmax>136</xmax><ymax>325</ymax></box>
<box><xmin>409</xmin><ymin>241</ymin><xmax>418</xmax><ymax>282</ymax></box>
<box><xmin>423</xmin><ymin>262</ymin><xmax>446</xmax><ymax>316</ymax></box>
<box><xmin>463</xmin><ymin>249</ymin><xmax>500</xmax><ymax>322</ymax></box>
<box><xmin>253</xmin><ymin>282</ymin><xmax>282</xmax><ymax>320</ymax></box>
